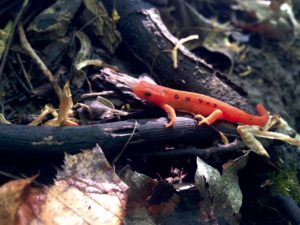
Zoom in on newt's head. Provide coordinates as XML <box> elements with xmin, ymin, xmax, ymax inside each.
<box><xmin>133</xmin><ymin>80</ymin><xmax>166</xmax><ymax>106</ymax></box>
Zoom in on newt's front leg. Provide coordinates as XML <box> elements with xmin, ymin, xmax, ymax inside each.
<box><xmin>160</xmin><ymin>104</ymin><xmax>176</xmax><ymax>128</ymax></box>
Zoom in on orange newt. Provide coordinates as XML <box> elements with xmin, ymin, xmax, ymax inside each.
<box><xmin>133</xmin><ymin>80</ymin><xmax>269</xmax><ymax>127</ymax></box>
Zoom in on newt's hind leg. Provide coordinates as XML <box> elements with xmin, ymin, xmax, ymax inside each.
<box><xmin>195</xmin><ymin>109</ymin><xmax>223</xmax><ymax>126</ymax></box>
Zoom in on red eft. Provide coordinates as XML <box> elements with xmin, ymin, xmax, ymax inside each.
<box><xmin>133</xmin><ymin>80</ymin><xmax>269</xmax><ymax>127</ymax></box>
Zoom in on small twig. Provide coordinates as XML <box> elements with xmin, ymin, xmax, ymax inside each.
<box><xmin>171</xmin><ymin>35</ymin><xmax>199</xmax><ymax>69</ymax></box>
<box><xmin>113</xmin><ymin>120</ymin><xmax>138</xmax><ymax>164</ymax></box>
<box><xmin>0</xmin><ymin>170</ymin><xmax>21</xmax><ymax>180</ymax></box>
<box><xmin>80</xmin><ymin>91</ymin><xmax>115</xmax><ymax>100</ymax></box>
<box><xmin>18</xmin><ymin>23</ymin><xmax>63</xmax><ymax>101</ymax></box>
<box><xmin>16</xmin><ymin>53</ymin><xmax>33</xmax><ymax>90</ymax></box>
<box><xmin>78</xmin><ymin>15</ymin><xmax>100</xmax><ymax>32</ymax></box>
<box><xmin>8</xmin><ymin>63</ymin><xmax>31</xmax><ymax>94</ymax></box>
<box><xmin>3</xmin><ymin>92</ymin><xmax>24</xmax><ymax>105</ymax></box>
<box><xmin>0</xmin><ymin>0</ymin><xmax>29</xmax><ymax>79</ymax></box>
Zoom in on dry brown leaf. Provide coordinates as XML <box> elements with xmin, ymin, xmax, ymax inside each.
<box><xmin>0</xmin><ymin>176</ymin><xmax>37</xmax><ymax>225</ymax></box>
<box><xmin>39</xmin><ymin>144</ymin><xmax>128</xmax><ymax>225</ymax></box>
<box><xmin>56</xmin><ymin>80</ymin><xmax>75</xmax><ymax>126</ymax></box>
<box><xmin>40</xmin><ymin>179</ymin><xmax>125</xmax><ymax>225</ymax></box>
<box><xmin>16</xmin><ymin>186</ymin><xmax>47</xmax><ymax>225</ymax></box>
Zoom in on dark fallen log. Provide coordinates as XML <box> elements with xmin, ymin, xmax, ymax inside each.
<box><xmin>0</xmin><ymin>117</ymin><xmax>234</xmax><ymax>159</ymax></box>
<box><xmin>102</xmin><ymin>0</ymin><xmax>257</xmax><ymax>114</ymax></box>
<box><xmin>140</xmin><ymin>139</ymin><xmax>246</xmax><ymax>159</ymax></box>
<box><xmin>274</xmin><ymin>194</ymin><xmax>300</xmax><ymax>225</ymax></box>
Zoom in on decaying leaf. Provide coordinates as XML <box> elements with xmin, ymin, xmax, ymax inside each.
<box><xmin>159</xmin><ymin>0</ymin><xmax>236</xmax><ymax>70</ymax></box>
<box><xmin>74</xmin><ymin>31</ymin><xmax>92</xmax><ymax>65</ymax></box>
<box><xmin>195</xmin><ymin>153</ymin><xmax>249</xmax><ymax>224</ymax></box>
<box><xmin>121</xmin><ymin>166</ymin><xmax>157</xmax><ymax>225</ymax></box>
<box><xmin>80</xmin><ymin>0</ymin><xmax>122</xmax><ymax>53</ymax></box>
<box><xmin>0</xmin><ymin>113</ymin><xmax>11</xmax><ymax>124</ymax></box>
<box><xmin>41</xmin><ymin>36</ymin><xmax>71</xmax><ymax>71</ymax></box>
<box><xmin>28</xmin><ymin>104</ymin><xmax>56</xmax><ymax>126</ymax></box>
<box><xmin>40</xmin><ymin>81</ymin><xmax>78</xmax><ymax>126</ymax></box>
<box><xmin>76</xmin><ymin>98</ymin><xmax>128</xmax><ymax>123</ymax></box>
<box><xmin>0</xmin><ymin>20</ymin><xmax>13</xmax><ymax>60</ymax></box>
<box><xmin>72</xmin><ymin>31</ymin><xmax>92</xmax><ymax>89</ymax></box>
<box><xmin>111</xmin><ymin>0</ymin><xmax>120</xmax><ymax>23</ymax></box>
<box><xmin>56</xmin><ymin>80</ymin><xmax>75</xmax><ymax>125</ymax></box>
<box><xmin>27</xmin><ymin>0</ymin><xmax>83</xmax><ymax>41</ymax></box>
<box><xmin>39</xmin><ymin>144</ymin><xmax>128</xmax><ymax>225</ymax></box>
<box><xmin>147</xmin><ymin>181</ymin><xmax>180</xmax><ymax>223</ymax></box>
<box><xmin>0</xmin><ymin>176</ymin><xmax>38</xmax><ymax>225</ymax></box>
<box><xmin>120</xmin><ymin>166</ymin><xmax>179</xmax><ymax>224</ymax></box>
<box><xmin>0</xmin><ymin>145</ymin><xmax>128</xmax><ymax>225</ymax></box>
<box><xmin>232</xmin><ymin>0</ymin><xmax>298</xmax><ymax>41</ymax></box>
<box><xmin>237</xmin><ymin>115</ymin><xmax>300</xmax><ymax>158</ymax></box>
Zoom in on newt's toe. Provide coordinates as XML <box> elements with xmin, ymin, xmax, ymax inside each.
<box><xmin>197</xmin><ymin>119</ymin><xmax>209</xmax><ymax>126</ymax></box>
<box><xmin>164</xmin><ymin>122</ymin><xmax>174</xmax><ymax>128</ymax></box>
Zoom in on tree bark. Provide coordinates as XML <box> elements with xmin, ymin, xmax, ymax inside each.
<box><xmin>101</xmin><ymin>0</ymin><xmax>256</xmax><ymax>114</ymax></box>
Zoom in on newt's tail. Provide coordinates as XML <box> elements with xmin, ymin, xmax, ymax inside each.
<box><xmin>254</xmin><ymin>104</ymin><xmax>269</xmax><ymax>126</ymax></box>
<box><xmin>227</xmin><ymin>103</ymin><xmax>269</xmax><ymax>126</ymax></box>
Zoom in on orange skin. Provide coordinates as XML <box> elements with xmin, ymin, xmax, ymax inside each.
<box><xmin>133</xmin><ymin>80</ymin><xmax>269</xmax><ymax>127</ymax></box>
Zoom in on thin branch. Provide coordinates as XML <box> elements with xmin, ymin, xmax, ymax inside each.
<box><xmin>16</xmin><ymin>53</ymin><xmax>33</xmax><ymax>90</ymax></box>
<box><xmin>113</xmin><ymin>120</ymin><xmax>138</xmax><ymax>164</ymax></box>
<box><xmin>0</xmin><ymin>0</ymin><xmax>29</xmax><ymax>79</ymax></box>
<box><xmin>18</xmin><ymin>23</ymin><xmax>63</xmax><ymax>100</ymax></box>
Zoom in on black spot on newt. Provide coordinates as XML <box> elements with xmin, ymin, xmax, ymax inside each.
<box><xmin>185</xmin><ymin>97</ymin><xmax>191</xmax><ymax>102</ymax></box>
<box><xmin>198</xmin><ymin>99</ymin><xmax>203</xmax><ymax>103</ymax></box>
<box><xmin>174</xmin><ymin>94</ymin><xmax>179</xmax><ymax>99</ymax></box>
<box><xmin>213</xmin><ymin>103</ymin><xmax>217</xmax><ymax>108</ymax></box>
<box><xmin>144</xmin><ymin>92</ymin><xmax>152</xmax><ymax>97</ymax></box>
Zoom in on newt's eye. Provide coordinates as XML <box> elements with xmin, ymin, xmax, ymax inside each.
<box><xmin>144</xmin><ymin>91</ymin><xmax>152</xmax><ymax>97</ymax></box>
